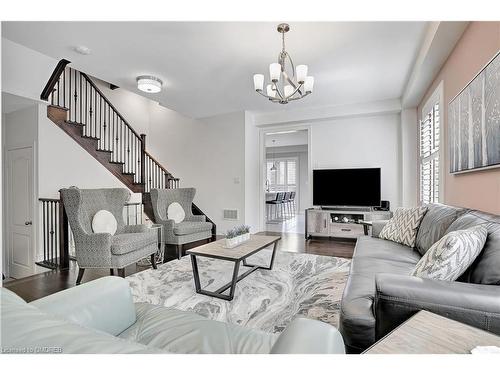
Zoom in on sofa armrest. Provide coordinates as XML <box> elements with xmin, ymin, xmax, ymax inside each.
<box><xmin>270</xmin><ymin>317</ymin><xmax>345</xmax><ymax>354</ymax></box>
<box><xmin>371</xmin><ymin>220</ymin><xmax>389</xmax><ymax>238</ymax></box>
<box><xmin>374</xmin><ymin>274</ymin><xmax>500</xmax><ymax>340</ymax></box>
<box><xmin>30</xmin><ymin>276</ymin><xmax>137</xmax><ymax>336</ymax></box>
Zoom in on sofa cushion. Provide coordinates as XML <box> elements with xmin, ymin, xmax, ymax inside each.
<box><xmin>173</xmin><ymin>221</ymin><xmax>213</xmax><ymax>236</ymax></box>
<box><xmin>411</xmin><ymin>225</ymin><xmax>488</xmax><ymax>281</ymax></box>
<box><xmin>339</xmin><ymin>236</ymin><xmax>420</xmax><ymax>352</ymax></box>
<box><xmin>354</xmin><ymin>236</ymin><xmax>422</xmax><ymax>264</ymax></box>
<box><xmin>446</xmin><ymin>211</ymin><xmax>500</xmax><ymax>285</ymax></box>
<box><xmin>415</xmin><ymin>203</ymin><xmax>468</xmax><ymax>256</ymax></box>
<box><xmin>379</xmin><ymin>207</ymin><xmax>428</xmax><ymax>247</ymax></box>
<box><xmin>119</xmin><ymin>302</ymin><xmax>277</xmax><ymax>354</ymax></box>
<box><xmin>0</xmin><ymin>288</ymin><xmax>156</xmax><ymax>354</ymax></box>
<box><xmin>111</xmin><ymin>232</ymin><xmax>157</xmax><ymax>255</ymax></box>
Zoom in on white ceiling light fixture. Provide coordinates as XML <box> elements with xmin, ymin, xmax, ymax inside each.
<box><xmin>253</xmin><ymin>23</ymin><xmax>314</xmax><ymax>104</ymax></box>
<box><xmin>74</xmin><ymin>45</ymin><xmax>91</xmax><ymax>55</ymax></box>
<box><xmin>136</xmin><ymin>75</ymin><xmax>163</xmax><ymax>93</ymax></box>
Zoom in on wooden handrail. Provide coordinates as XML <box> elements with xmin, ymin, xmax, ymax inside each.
<box><xmin>79</xmin><ymin>71</ymin><xmax>143</xmax><ymax>141</ymax></box>
<box><xmin>144</xmin><ymin>150</ymin><xmax>173</xmax><ymax>176</ymax></box>
<box><xmin>40</xmin><ymin>59</ymin><xmax>71</xmax><ymax>101</ymax></box>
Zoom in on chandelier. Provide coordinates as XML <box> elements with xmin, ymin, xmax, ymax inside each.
<box><xmin>253</xmin><ymin>23</ymin><xmax>314</xmax><ymax>104</ymax></box>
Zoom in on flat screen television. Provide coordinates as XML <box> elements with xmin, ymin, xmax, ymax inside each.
<box><xmin>313</xmin><ymin>168</ymin><xmax>381</xmax><ymax>207</ymax></box>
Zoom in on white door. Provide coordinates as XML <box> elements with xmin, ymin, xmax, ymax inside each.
<box><xmin>7</xmin><ymin>146</ymin><xmax>35</xmax><ymax>279</ymax></box>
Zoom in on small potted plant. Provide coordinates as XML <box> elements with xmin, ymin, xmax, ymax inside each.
<box><xmin>224</xmin><ymin>225</ymin><xmax>251</xmax><ymax>248</ymax></box>
<box><xmin>225</xmin><ymin>229</ymin><xmax>239</xmax><ymax>249</ymax></box>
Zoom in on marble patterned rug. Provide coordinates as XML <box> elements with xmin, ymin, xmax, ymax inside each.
<box><xmin>127</xmin><ymin>250</ymin><xmax>350</xmax><ymax>333</ymax></box>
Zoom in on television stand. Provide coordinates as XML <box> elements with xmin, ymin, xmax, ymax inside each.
<box><xmin>305</xmin><ymin>207</ymin><xmax>392</xmax><ymax>240</ymax></box>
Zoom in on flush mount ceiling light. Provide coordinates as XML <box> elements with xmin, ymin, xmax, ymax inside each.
<box><xmin>136</xmin><ymin>75</ymin><xmax>163</xmax><ymax>93</ymax></box>
<box><xmin>253</xmin><ymin>23</ymin><xmax>314</xmax><ymax>104</ymax></box>
<box><xmin>74</xmin><ymin>45</ymin><xmax>91</xmax><ymax>55</ymax></box>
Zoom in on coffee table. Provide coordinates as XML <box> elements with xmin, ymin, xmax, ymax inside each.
<box><xmin>186</xmin><ymin>235</ymin><xmax>281</xmax><ymax>301</ymax></box>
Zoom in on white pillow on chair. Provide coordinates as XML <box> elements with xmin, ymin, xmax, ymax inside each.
<box><xmin>167</xmin><ymin>202</ymin><xmax>185</xmax><ymax>223</ymax></box>
<box><xmin>92</xmin><ymin>210</ymin><xmax>118</xmax><ymax>235</ymax></box>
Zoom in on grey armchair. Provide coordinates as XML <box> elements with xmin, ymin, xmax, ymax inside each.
<box><xmin>150</xmin><ymin>188</ymin><xmax>213</xmax><ymax>259</ymax></box>
<box><xmin>60</xmin><ymin>187</ymin><xmax>158</xmax><ymax>284</ymax></box>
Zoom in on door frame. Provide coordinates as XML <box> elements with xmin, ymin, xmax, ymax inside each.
<box><xmin>258</xmin><ymin>124</ymin><xmax>312</xmax><ymax>231</ymax></box>
<box><xmin>3</xmin><ymin>142</ymin><xmax>38</xmax><ymax>278</ymax></box>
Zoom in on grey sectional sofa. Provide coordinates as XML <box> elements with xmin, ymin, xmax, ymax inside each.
<box><xmin>339</xmin><ymin>203</ymin><xmax>500</xmax><ymax>353</ymax></box>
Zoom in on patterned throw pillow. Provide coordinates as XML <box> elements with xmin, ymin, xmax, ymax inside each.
<box><xmin>379</xmin><ymin>207</ymin><xmax>428</xmax><ymax>247</ymax></box>
<box><xmin>411</xmin><ymin>225</ymin><xmax>488</xmax><ymax>281</ymax></box>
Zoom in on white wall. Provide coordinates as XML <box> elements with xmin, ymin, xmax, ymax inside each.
<box><xmin>147</xmin><ymin>105</ymin><xmax>247</xmax><ymax>234</ymax></box>
<box><xmin>401</xmin><ymin>108</ymin><xmax>418</xmax><ymax>207</ymax></box>
<box><xmin>244</xmin><ymin>112</ymin><xmax>261</xmax><ymax>232</ymax></box>
<box><xmin>310</xmin><ymin>114</ymin><xmax>402</xmax><ymax>208</ymax></box>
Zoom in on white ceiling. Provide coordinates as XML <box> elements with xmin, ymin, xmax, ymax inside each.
<box><xmin>2</xmin><ymin>22</ymin><xmax>427</xmax><ymax>119</ymax></box>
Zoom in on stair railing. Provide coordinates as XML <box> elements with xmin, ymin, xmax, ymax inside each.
<box><xmin>144</xmin><ymin>151</ymin><xmax>179</xmax><ymax>192</ymax></box>
<box><xmin>42</xmin><ymin>65</ymin><xmax>145</xmax><ymax>186</ymax></box>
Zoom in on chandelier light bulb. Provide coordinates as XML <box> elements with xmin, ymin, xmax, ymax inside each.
<box><xmin>284</xmin><ymin>85</ymin><xmax>294</xmax><ymax>98</ymax></box>
<box><xmin>253</xmin><ymin>74</ymin><xmax>264</xmax><ymax>91</ymax></box>
<box><xmin>269</xmin><ymin>63</ymin><xmax>281</xmax><ymax>81</ymax></box>
<box><xmin>266</xmin><ymin>84</ymin><xmax>276</xmax><ymax>97</ymax></box>
<box><xmin>296</xmin><ymin>65</ymin><xmax>308</xmax><ymax>83</ymax></box>
<box><xmin>304</xmin><ymin>76</ymin><xmax>314</xmax><ymax>93</ymax></box>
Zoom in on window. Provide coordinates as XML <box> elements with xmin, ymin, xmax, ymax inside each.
<box><xmin>420</xmin><ymin>99</ymin><xmax>440</xmax><ymax>204</ymax></box>
<box><xmin>266</xmin><ymin>157</ymin><xmax>297</xmax><ymax>193</ymax></box>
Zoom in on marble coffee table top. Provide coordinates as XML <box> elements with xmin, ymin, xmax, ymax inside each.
<box><xmin>186</xmin><ymin>235</ymin><xmax>281</xmax><ymax>261</ymax></box>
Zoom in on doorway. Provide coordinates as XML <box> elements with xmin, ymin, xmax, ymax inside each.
<box><xmin>6</xmin><ymin>146</ymin><xmax>36</xmax><ymax>279</ymax></box>
<box><xmin>260</xmin><ymin>127</ymin><xmax>311</xmax><ymax>234</ymax></box>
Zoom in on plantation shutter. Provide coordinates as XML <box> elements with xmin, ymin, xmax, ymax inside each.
<box><xmin>420</xmin><ymin>102</ymin><xmax>440</xmax><ymax>204</ymax></box>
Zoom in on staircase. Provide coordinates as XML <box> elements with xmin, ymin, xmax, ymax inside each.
<box><xmin>40</xmin><ymin>59</ymin><xmax>215</xmax><ymax>237</ymax></box>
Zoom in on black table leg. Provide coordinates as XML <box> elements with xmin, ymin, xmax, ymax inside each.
<box><xmin>190</xmin><ymin>254</ymin><xmax>201</xmax><ymax>293</ymax></box>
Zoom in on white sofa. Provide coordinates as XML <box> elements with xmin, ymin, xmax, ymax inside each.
<box><xmin>1</xmin><ymin>277</ymin><xmax>345</xmax><ymax>354</ymax></box>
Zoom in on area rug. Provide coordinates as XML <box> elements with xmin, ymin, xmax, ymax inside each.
<box><xmin>127</xmin><ymin>250</ymin><xmax>350</xmax><ymax>333</ymax></box>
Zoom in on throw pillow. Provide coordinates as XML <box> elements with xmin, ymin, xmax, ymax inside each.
<box><xmin>167</xmin><ymin>202</ymin><xmax>185</xmax><ymax>223</ymax></box>
<box><xmin>379</xmin><ymin>206</ymin><xmax>428</xmax><ymax>247</ymax></box>
<box><xmin>92</xmin><ymin>210</ymin><xmax>118</xmax><ymax>235</ymax></box>
<box><xmin>410</xmin><ymin>225</ymin><xmax>488</xmax><ymax>281</ymax></box>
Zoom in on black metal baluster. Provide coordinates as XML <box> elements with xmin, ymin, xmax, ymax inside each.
<box><xmin>42</xmin><ymin>202</ymin><xmax>47</xmax><ymax>263</ymax></box>
<box><xmin>55</xmin><ymin>201</ymin><xmax>59</xmax><ymax>267</ymax></box>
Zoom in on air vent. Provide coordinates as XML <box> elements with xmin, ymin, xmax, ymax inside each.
<box><xmin>223</xmin><ymin>209</ymin><xmax>239</xmax><ymax>220</ymax></box>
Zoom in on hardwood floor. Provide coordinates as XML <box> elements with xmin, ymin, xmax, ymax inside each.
<box><xmin>3</xmin><ymin>232</ymin><xmax>355</xmax><ymax>302</ymax></box>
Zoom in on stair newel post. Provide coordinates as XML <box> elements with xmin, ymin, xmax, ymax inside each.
<box><xmin>140</xmin><ymin>134</ymin><xmax>146</xmax><ymax>188</ymax></box>
<box><xmin>58</xmin><ymin>190</ymin><xmax>70</xmax><ymax>270</ymax></box>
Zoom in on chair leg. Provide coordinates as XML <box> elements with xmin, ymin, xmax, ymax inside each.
<box><xmin>117</xmin><ymin>268</ymin><xmax>125</xmax><ymax>278</ymax></box>
<box><xmin>151</xmin><ymin>254</ymin><xmax>157</xmax><ymax>269</ymax></box>
<box><xmin>177</xmin><ymin>244</ymin><xmax>183</xmax><ymax>260</ymax></box>
<box><xmin>110</xmin><ymin>268</ymin><xmax>114</xmax><ymax>275</ymax></box>
<box><xmin>76</xmin><ymin>268</ymin><xmax>85</xmax><ymax>285</ymax></box>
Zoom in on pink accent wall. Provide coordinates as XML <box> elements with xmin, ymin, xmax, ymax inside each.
<box><xmin>418</xmin><ymin>22</ymin><xmax>500</xmax><ymax>214</ymax></box>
